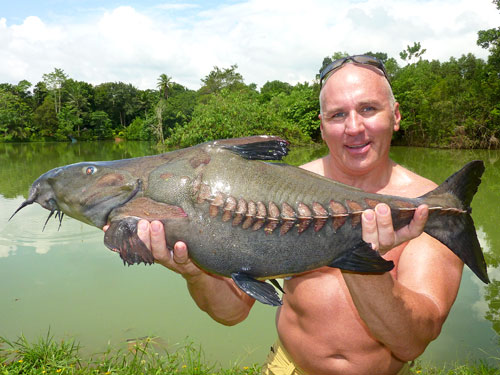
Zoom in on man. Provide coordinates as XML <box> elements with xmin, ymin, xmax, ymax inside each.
<box><xmin>133</xmin><ymin>56</ymin><xmax>464</xmax><ymax>375</ymax></box>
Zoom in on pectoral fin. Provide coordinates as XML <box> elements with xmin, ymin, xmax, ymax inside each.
<box><xmin>104</xmin><ymin>217</ymin><xmax>154</xmax><ymax>266</ymax></box>
<box><xmin>231</xmin><ymin>272</ymin><xmax>282</xmax><ymax>306</ymax></box>
<box><xmin>329</xmin><ymin>242</ymin><xmax>394</xmax><ymax>273</ymax></box>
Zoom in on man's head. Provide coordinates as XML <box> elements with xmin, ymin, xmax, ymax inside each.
<box><xmin>318</xmin><ymin>56</ymin><xmax>400</xmax><ymax>177</ymax></box>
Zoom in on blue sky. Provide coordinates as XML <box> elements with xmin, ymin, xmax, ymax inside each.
<box><xmin>1</xmin><ymin>0</ymin><xmax>499</xmax><ymax>90</ymax></box>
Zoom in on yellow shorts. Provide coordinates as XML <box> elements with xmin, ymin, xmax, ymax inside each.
<box><xmin>261</xmin><ymin>340</ymin><xmax>412</xmax><ymax>375</ymax></box>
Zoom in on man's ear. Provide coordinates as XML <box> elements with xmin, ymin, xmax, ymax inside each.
<box><xmin>393</xmin><ymin>102</ymin><xmax>401</xmax><ymax>132</ymax></box>
<box><xmin>319</xmin><ymin>113</ymin><xmax>325</xmax><ymax>140</ymax></box>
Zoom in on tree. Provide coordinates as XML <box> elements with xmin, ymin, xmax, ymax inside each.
<box><xmin>94</xmin><ymin>82</ymin><xmax>141</xmax><ymax>129</ymax></box>
<box><xmin>157</xmin><ymin>74</ymin><xmax>172</xmax><ymax>101</ymax></box>
<box><xmin>399</xmin><ymin>42</ymin><xmax>427</xmax><ymax>64</ymax></box>
<box><xmin>64</xmin><ymin>79</ymin><xmax>93</xmax><ymax>137</ymax></box>
<box><xmin>42</xmin><ymin>68</ymin><xmax>68</xmax><ymax>115</ymax></box>
<box><xmin>0</xmin><ymin>88</ymin><xmax>33</xmax><ymax>140</ymax></box>
<box><xmin>57</xmin><ymin>104</ymin><xmax>81</xmax><ymax>140</ymax></box>
<box><xmin>33</xmin><ymin>81</ymin><xmax>48</xmax><ymax>106</ymax></box>
<box><xmin>89</xmin><ymin>111</ymin><xmax>112</xmax><ymax>139</ymax></box>
<box><xmin>167</xmin><ymin>87</ymin><xmax>306</xmax><ymax>148</ymax></box>
<box><xmin>33</xmin><ymin>96</ymin><xmax>58</xmax><ymax>138</ymax></box>
<box><xmin>152</xmin><ymin>100</ymin><xmax>166</xmax><ymax>144</ymax></box>
<box><xmin>198</xmin><ymin>65</ymin><xmax>245</xmax><ymax>97</ymax></box>
<box><xmin>271</xmin><ymin>82</ymin><xmax>321</xmax><ymax>140</ymax></box>
<box><xmin>260</xmin><ymin>80</ymin><xmax>292</xmax><ymax>102</ymax></box>
<box><xmin>477</xmin><ymin>0</ymin><xmax>500</xmax><ymax>50</ymax></box>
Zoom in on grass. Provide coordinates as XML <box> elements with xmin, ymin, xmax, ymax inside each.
<box><xmin>0</xmin><ymin>333</ymin><xmax>260</xmax><ymax>375</ymax></box>
<box><xmin>1</xmin><ymin>333</ymin><xmax>499</xmax><ymax>374</ymax></box>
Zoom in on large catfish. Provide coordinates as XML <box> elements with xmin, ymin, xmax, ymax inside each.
<box><xmin>11</xmin><ymin>136</ymin><xmax>489</xmax><ymax>305</ymax></box>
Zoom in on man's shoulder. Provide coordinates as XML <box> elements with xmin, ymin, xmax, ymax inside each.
<box><xmin>386</xmin><ymin>163</ymin><xmax>438</xmax><ymax>197</ymax></box>
<box><xmin>300</xmin><ymin>157</ymin><xmax>326</xmax><ymax>174</ymax></box>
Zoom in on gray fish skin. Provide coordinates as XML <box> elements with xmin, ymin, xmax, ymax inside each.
<box><xmin>11</xmin><ymin>136</ymin><xmax>489</xmax><ymax>305</ymax></box>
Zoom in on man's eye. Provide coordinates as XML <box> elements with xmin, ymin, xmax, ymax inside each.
<box><xmin>362</xmin><ymin>106</ymin><xmax>376</xmax><ymax>113</ymax></box>
<box><xmin>332</xmin><ymin>112</ymin><xmax>346</xmax><ymax>119</ymax></box>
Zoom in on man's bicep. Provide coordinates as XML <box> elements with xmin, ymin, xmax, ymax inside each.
<box><xmin>397</xmin><ymin>232</ymin><xmax>464</xmax><ymax>317</ymax></box>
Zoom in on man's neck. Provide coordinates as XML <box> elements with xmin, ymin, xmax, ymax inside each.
<box><xmin>322</xmin><ymin>155</ymin><xmax>395</xmax><ymax>194</ymax></box>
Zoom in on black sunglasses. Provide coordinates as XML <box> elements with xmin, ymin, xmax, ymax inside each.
<box><xmin>319</xmin><ymin>55</ymin><xmax>390</xmax><ymax>88</ymax></box>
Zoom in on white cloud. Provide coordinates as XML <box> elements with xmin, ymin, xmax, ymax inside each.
<box><xmin>0</xmin><ymin>0</ymin><xmax>499</xmax><ymax>90</ymax></box>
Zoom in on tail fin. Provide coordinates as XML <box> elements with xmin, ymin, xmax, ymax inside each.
<box><xmin>420</xmin><ymin>160</ymin><xmax>489</xmax><ymax>284</ymax></box>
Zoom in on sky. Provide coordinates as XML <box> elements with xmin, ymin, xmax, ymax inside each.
<box><xmin>1</xmin><ymin>0</ymin><xmax>500</xmax><ymax>91</ymax></box>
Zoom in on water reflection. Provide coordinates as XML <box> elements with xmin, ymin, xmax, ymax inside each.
<box><xmin>1</xmin><ymin>196</ymin><xmax>97</xmax><ymax>258</ymax></box>
<box><xmin>1</xmin><ymin>141</ymin><xmax>499</xmax><ymax>366</ymax></box>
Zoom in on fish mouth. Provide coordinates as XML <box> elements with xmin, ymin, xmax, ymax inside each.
<box><xmin>10</xmin><ymin>179</ymin><xmax>143</xmax><ymax>230</ymax></box>
<box><xmin>97</xmin><ymin>179</ymin><xmax>143</xmax><ymax>227</ymax></box>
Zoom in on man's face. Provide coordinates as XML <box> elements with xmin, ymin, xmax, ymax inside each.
<box><xmin>319</xmin><ymin>64</ymin><xmax>400</xmax><ymax>176</ymax></box>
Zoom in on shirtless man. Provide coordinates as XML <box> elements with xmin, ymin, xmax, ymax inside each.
<box><xmin>134</xmin><ymin>56</ymin><xmax>464</xmax><ymax>375</ymax></box>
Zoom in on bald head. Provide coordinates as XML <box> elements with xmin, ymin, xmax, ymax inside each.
<box><xmin>319</xmin><ymin>63</ymin><xmax>395</xmax><ymax>116</ymax></box>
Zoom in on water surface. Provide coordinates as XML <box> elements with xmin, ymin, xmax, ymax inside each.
<box><xmin>1</xmin><ymin>141</ymin><xmax>499</xmax><ymax>367</ymax></box>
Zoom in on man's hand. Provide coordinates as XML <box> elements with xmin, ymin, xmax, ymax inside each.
<box><xmin>103</xmin><ymin>220</ymin><xmax>203</xmax><ymax>278</ymax></box>
<box><xmin>136</xmin><ymin>220</ymin><xmax>203</xmax><ymax>279</ymax></box>
<box><xmin>361</xmin><ymin>203</ymin><xmax>429</xmax><ymax>254</ymax></box>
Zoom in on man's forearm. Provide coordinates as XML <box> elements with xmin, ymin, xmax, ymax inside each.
<box><xmin>342</xmin><ymin>272</ymin><xmax>443</xmax><ymax>361</ymax></box>
<box><xmin>184</xmin><ymin>271</ymin><xmax>255</xmax><ymax>326</ymax></box>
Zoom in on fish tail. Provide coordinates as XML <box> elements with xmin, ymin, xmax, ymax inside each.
<box><xmin>420</xmin><ymin>160</ymin><xmax>489</xmax><ymax>283</ymax></box>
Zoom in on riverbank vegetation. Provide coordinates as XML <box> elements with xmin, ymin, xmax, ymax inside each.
<box><xmin>1</xmin><ymin>5</ymin><xmax>500</xmax><ymax>149</ymax></box>
<box><xmin>1</xmin><ymin>333</ymin><xmax>499</xmax><ymax>375</ymax></box>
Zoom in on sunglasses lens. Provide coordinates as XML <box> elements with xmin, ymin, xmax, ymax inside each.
<box><xmin>320</xmin><ymin>59</ymin><xmax>345</xmax><ymax>82</ymax></box>
<box><xmin>320</xmin><ymin>55</ymin><xmax>389</xmax><ymax>88</ymax></box>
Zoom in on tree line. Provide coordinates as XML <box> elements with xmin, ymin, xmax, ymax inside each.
<box><xmin>1</xmin><ymin>5</ymin><xmax>499</xmax><ymax>149</ymax></box>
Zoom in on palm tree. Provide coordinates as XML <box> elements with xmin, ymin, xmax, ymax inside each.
<box><xmin>156</xmin><ymin>74</ymin><xmax>172</xmax><ymax>101</ymax></box>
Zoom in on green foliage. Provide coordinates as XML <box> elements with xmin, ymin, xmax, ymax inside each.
<box><xmin>260</xmin><ymin>80</ymin><xmax>292</xmax><ymax>102</ymax></box>
<box><xmin>1</xmin><ymin>333</ymin><xmax>499</xmax><ymax>375</ymax></box>
<box><xmin>42</xmin><ymin>68</ymin><xmax>68</xmax><ymax>115</ymax></box>
<box><xmin>33</xmin><ymin>96</ymin><xmax>58</xmax><ymax>138</ymax></box>
<box><xmin>0</xmin><ymin>88</ymin><xmax>33</xmax><ymax>141</ymax></box>
<box><xmin>270</xmin><ymin>82</ymin><xmax>321</xmax><ymax>140</ymax></box>
<box><xmin>123</xmin><ymin>117</ymin><xmax>146</xmax><ymax>140</ymax></box>
<box><xmin>166</xmin><ymin>87</ymin><xmax>307</xmax><ymax>148</ymax></box>
<box><xmin>198</xmin><ymin>65</ymin><xmax>246</xmax><ymax>99</ymax></box>
<box><xmin>2</xmin><ymin>33</ymin><xmax>500</xmax><ymax>148</ymax></box>
<box><xmin>399</xmin><ymin>42</ymin><xmax>427</xmax><ymax>64</ymax></box>
<box><xmin>0</xmin><ymin>334</ymin><xmax>262</xmax><ymax>375</ymax></box>
<box><xmin>89</xmin><ymin>110</ymin><xmax>113</xmax><ymax>139</ymax></box>
<box><xmin>56</xmin><ymin>104</ymin><xmax>81</xmax><ymax>141</ymax></box>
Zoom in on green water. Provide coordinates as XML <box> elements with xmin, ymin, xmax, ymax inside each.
<box><xmin>1</xmin><ymin>141</ymin><xmax>499</xmax><ymax>367</ymax></box>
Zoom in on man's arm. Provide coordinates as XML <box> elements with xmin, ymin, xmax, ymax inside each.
<box><xmin>138</xmin><ymin>220</ymin><xmax>255</xmax><ymax>326</ymax></box>
<box><xmin>342</xmin><ymin>204</ymin><xmax>463</xmax><ymax>361</ymax></box>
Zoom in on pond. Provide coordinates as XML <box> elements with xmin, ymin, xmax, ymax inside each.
<box><xmin>1</xmin><ymin>140</ymin><xmax>499</xmax><ymax>368</ymax></box>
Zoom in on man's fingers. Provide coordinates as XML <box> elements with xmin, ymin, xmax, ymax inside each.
<box><xmin>137</xmin><ymin>219</ymin><xmax>151</xmax><ymax>250</ymax></box>
<box><xmin>374</xmin><ymin>204</ymin><xmax>396</xmax><ymax>250</ymax></box>
<box><xmin>362</xmin><ymin>209</ymin><xmax>379</xmax><ymax>250</ymax></box>
<box><xmin>172</xmin><ymin>242</ymin><xmax>189</xmax><ymax>264</ymax></box>
<box><xmin>406</xmin><ymin>204</ymin><xmax>428</xmax><ymax>238</ymax></box>
<box><xmin>149</xmin><ymin>220</ymin><xmax>169</xmax><ymax>262</ymax></box>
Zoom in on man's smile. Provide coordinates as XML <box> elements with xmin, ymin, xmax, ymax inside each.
<box><xmin>345</xmin><ymin>142</ymin><xmax>371</xmax><ymax>153</ymax></box>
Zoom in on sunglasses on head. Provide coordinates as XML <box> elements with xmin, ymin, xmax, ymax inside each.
<box><xmin>319</xmin><ymin>55</ymin><xmax>390</xmax><ymax>88</ymax></box>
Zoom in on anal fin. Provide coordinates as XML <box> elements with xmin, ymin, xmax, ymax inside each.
<box><xmin>231</xmin><ymin>272</ymin><xmax>282</xmax><ymax>306</ymax></box>
<box><xmin>329</xmin><ymin>242</ymin><xmax>394</xmax><ymax>273</ymax></box>
<box><xmin>104</xmin><ymin>217</ymin><xmax>154</xmax><ymax>266</ymax></box>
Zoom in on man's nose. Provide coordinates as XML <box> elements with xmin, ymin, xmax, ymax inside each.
<box><xmin>344</xmin><ymin>111</ymin><xmax>364</xmax><ymax>135</ymax></box>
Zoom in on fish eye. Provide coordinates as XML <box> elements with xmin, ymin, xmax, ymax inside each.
<box><xmin>84</xmin><ymin>166</ymin><xmax>97</xmax><ymax>175</ymax></box>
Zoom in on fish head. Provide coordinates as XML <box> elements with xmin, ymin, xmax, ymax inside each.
<box><xmin>11</xmin><ymin>161</ymin><xmax>142</xmax><ymax>228</ymax></box>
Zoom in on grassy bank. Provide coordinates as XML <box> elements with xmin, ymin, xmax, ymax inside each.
<box><xmin>1</xmin><ymin>333</ymin><xmax>499</xmax><ymax>374</ymax></box>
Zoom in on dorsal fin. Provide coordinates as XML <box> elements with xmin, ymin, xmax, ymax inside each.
<box><xmin>219</xmin><ymin>136</ymin><xmax>290</xmax><ymax>160</ymax></box>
